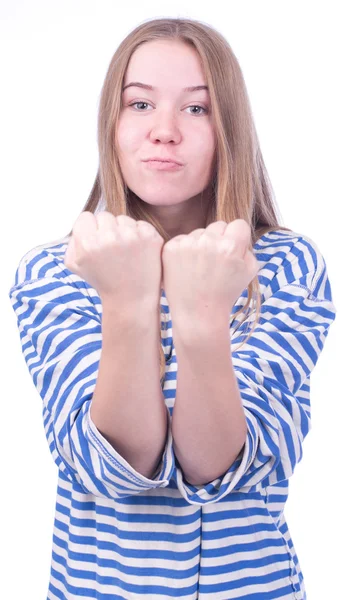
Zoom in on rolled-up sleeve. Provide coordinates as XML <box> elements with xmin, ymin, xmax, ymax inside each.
<box><xmin>9</xmin><ymin>251</ymin><xmax>174</xmax><ymax>500</ymax></box>
<box><xmin>176</xmin><ymin>244</ymin><xmax>337</xmax><ymax>505</ymax></box>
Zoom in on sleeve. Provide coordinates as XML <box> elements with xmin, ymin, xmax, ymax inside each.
<box><xmin>175</xmin><ymin>241</ymin><xmax>337</xmax><ymax>505</ymax></box>
<box><xmin>8</xmin><ymin>250</ymin><xmax>175</xmax><ymax>500</ymax></box>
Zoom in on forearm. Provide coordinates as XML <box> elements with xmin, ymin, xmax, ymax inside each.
<box><xmin>171</xmin><ymin>318</ymin><xmax>247</xmax><ymax>486</ymax></box>
<box><xmin>90</xmin><ymin>299</ymin><xmax>168</xmax><ymax>479</ymax></box>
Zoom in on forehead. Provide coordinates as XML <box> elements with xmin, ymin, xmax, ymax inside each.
<box><xmin>124</xmin><ymin>40</ymin><xmax>207</xmax><ymax>89</ymax></box>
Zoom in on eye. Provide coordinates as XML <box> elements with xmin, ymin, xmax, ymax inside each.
<box><xmin>128</xmin><ymin>101</ymin><xmax>209</xmax><ymax>115</ymax></box>
<box><xmin>186</xmin><ymin>105</ymin><xmax>208</xmax><ymax>116</ymax></box>
<box><xmin>129</xmin><ymin>101</ymin><xmax>152</xmax><ymax>111</ymax></box>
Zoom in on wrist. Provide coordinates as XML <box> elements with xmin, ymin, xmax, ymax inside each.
<box><xmin>172</xmin><ymin>312</ymin><xmax>231</xmax><ymax>346</ymax></box>
<box><xmin>101</xmin><ymin>296</ymin><xmax>160</xmax><ymax>329</ymax></box>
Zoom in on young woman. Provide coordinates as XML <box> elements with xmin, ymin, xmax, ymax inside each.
<box><xmin>9</xmin><ymin>17</ymin><xmax>336</xmax><ymax>600</ymax></box>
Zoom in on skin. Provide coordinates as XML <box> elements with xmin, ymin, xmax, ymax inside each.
<box><xmin>116</xmin><ymin>39</ymin><xmax>216</xmax><ymax>240</ymax></box>
<box><xmin>111</xmin><ymin>40</ymin><xmax>253</xmax><ymax>485</ymax></box>
<box><xmin>65</xmin><ymin>39</ymin><xmax>255</xmax><ymax>486</ymax></box>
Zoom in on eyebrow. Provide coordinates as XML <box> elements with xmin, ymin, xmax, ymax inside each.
<box><xmin>122</xmin><ymin>82</ymin><xmax>209</xmax><ymax>93</ymax></box>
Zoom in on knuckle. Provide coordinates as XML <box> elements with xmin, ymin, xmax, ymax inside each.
<box><xmin>163</xmin><ymin>240</ymin><xmax>177</xmax><ymax>254</ymax></box>
<box><xmin>116</xmin><ymin>214</ymin><xmax>136</xmax><ymax>225</ymax></box>
<box><xmin>137</xmin><ymin>220</ymin><xmax>153</xmax><ymax>231</ymax></box>
<box><xmin>137</xmin><ymin>221</ymin><xmax>161</xmax><ymax>241</ymax></box>
<box><xmin>98</xmin><ymin>229</ymin><xmax>118</xmax><ymax>246</ymax></box>
<box><xmin>96</xmin><ymin>210</ymin><xmax>115</xmax><ymax>223</ymax></box>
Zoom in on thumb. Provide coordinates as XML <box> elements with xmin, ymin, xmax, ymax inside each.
<box><xmin>245</xmin><ymin>248</ymin><xmax>259</xmax><ymax>279</ymax></box>
<box><xmin>64</xmin><ymin>235</ymin><xmax>78</xmax><ymax>271</ymax></box>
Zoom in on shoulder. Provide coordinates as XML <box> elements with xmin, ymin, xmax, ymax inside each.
<box><xmin>9</xmin><ymin>236</ymin><xmax>70</xmax><ymax>288</ymax></box>
<box><xmin>8</xmin><ymin>235</ymin><xmax>95</xmax><ymax>303</ymax></box>
<box><xmin>254</xmin><ymin>228</ymin><xmax>332</xmax><ymax>299</ymax></box>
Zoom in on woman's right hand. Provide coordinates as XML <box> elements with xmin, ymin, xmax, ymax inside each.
<box><xmin>64</xmin><ymin>211</ymin><xmax>164</xmax><ymax>307</ymax></box>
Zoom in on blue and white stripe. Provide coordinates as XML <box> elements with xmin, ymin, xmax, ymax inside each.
<box><xmin>9</xmin><ymin>228</ymin><xmax>336</xmax><ymax>599</ymax></box>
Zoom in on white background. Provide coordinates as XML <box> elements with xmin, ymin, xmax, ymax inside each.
<box><xmin>1</xmin><ymin>1</ymin><xmax>349</xmax><ymax>598</ymax></box>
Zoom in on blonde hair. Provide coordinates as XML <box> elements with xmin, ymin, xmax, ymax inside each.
<box><xmin>66</xmin><ymin>17</ymin><xmax>292</xmax><ymax>384</ymax></box>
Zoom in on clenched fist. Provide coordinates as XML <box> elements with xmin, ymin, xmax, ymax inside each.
<box><xmin>64</xmin><ymin>211</ymin><xmax>164</xmax><ymax>307</ymax></box>
<box><xmin>161</xmin><ymin>219</ymin><xmax>259</xmax><ymax>327</ymax></box>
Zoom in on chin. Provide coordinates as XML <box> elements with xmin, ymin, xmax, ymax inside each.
<box><xmin>134</xmin><ymin>190</ymin><xmax>189</xmax><ymax>206</ymax></box>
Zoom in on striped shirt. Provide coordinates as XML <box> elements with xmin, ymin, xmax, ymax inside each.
<box><xmin>8</xmin><ymin>228</ymin><xmax>336</xmax><ymax>600</ymax></box>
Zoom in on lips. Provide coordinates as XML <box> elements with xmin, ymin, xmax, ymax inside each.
<box><xmin>143</xmin><ymin>157</ymin><xmax>183</xmax><ymax>166</ymax></box>
<box><xmin>143</xmin><ymin>160</ymin><xmax>183</xmax><ymax>171</ymax></box>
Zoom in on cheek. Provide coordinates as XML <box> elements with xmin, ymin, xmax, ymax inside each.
<box><xmin>116</xmin><ymin>118</ymin><xmax>141</xmax><ymax>153</ymax></box>
<box><xmin>193</xmin><ymin>126</ymin><xmax>215</xmax><ymax>155</ymax></box>
<box><xmin>193</xmin><ymin>133</ymin><xmax>215</xmax><ymax>172</ymax></box>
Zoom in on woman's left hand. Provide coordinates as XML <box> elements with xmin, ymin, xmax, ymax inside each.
<box><xmin>161</xmin><ymin>219</ymin><xmax>259</xmax><ymax>329</ymax></box>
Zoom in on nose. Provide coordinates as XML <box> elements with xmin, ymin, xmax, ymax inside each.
<box><xmin>149</xmin><ymin>109</ymin><xmax>182</xmax><ymax>144</ymax></box>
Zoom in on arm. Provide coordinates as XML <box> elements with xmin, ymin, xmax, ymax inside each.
<box><xmin>9</xmin><ymin>246</ymin><xmax>174</xmax><ymax>499</ymax></box>
<box><xmin>170</xmin><ymin>242</ymin><xmax>336</xmax><ymax>505</ymax></box>
<box><xmin>171</xmin><ymin>317</ymin><xmax>247</xmax><ymax>487</ymax></box>
<box><xmin>90</xmin><ymin>299</ymin><xmax>168</xmax><ymax>480</ymax></box>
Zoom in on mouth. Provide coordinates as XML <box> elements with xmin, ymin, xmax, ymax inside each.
<box><xmin>142</xmin><ymin>158</ymin><xmax>184</xmax><ymax>166</ymax></box>
<box><xmin>142</xmin><ymin>160</ymin><xmax>184</xmax><ymax>171</ymax></box>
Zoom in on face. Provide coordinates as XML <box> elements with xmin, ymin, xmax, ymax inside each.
<box><xmin>116</xmin><ymin>40</ymin><xmax>216</xmax><ymax>228</ymax></box>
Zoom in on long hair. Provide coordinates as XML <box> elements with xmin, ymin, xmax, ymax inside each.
<box><xmin>66</xmin><ymin>17</ymin><xmax>292</xmax><ymax>384</ymax></box>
